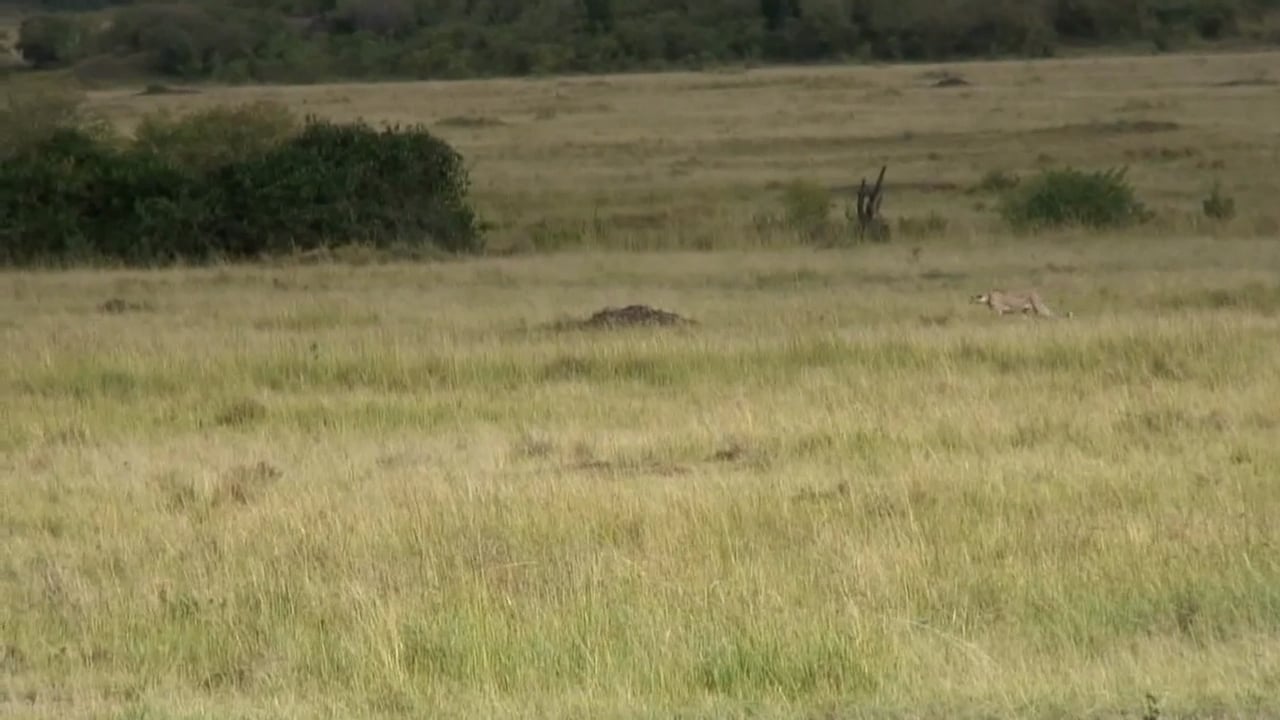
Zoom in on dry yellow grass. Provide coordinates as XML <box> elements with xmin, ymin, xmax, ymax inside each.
<box><xmin>4</xmin><ymin>51</ymin><xmax>1280</xmax><ymax>719</ymax></box>
<box><xmin>84</xmin><ymin>49</ymin><xmax>1280</xmax><ymax>250</ymax></box>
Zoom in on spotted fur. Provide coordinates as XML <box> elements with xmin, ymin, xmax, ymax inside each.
<box><xmin>971</xmin><ymin>289</ymin><xmax>1072</xmax><ymax>318</ymax></box>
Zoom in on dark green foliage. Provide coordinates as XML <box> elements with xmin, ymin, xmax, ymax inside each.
<box><xmin>0</xmin><ymin>130</ymin><xmax>205</xmax><ymax>265</ymax></box>
<box><xmin>98</xmin><ymin>3</ymin><xmax>287</xmax><ymax>78</ymax></box>
<box><xmin>331</xmin><ymin>0</ymin><xmax>418</xmax><ymax>39</ymax></box>
<box><xmin>204</xmin><ymin>120</ymin><xmax>483</xmax><ymax>256</ymax></box>
<box><xmin>1000</xmin><ymin>167</ymin><xmax>1153</xmax><ymax>231</ymax></box>
<box><xmin>0</xmin><ymin>114</ymin><xmax>483</xmax><ymax>266</ymax></box>
<box><xmin>14</xmin><ymin>0</ymin><xmax>1280</xmax><ymax>82</ymax></box>
<box><xmin>17</xmin><ymin>13</ymin><xmax>91</xmax><ymax>68</ymax></box>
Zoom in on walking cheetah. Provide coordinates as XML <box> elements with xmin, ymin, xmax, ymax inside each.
<box><xmin>970</xmin><ymin>289</ymin><xmax>1072</xmax><ymax>318</ymax></box>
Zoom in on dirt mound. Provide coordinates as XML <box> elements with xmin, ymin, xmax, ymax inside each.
<box><xmin>919</xmin><ymin>70</ymin><xmax>971</xmax><ymax>88</ymax></box>
<box><xmin>136</xmin><ymin>84</ymin><xmax>200</xmax><ymax>96</ymax></box>
<box><xmin>99</xmin><ymin>298</ymin><xmax>152</xmax><ymax>314</ymax></box>
<box><xmin>559</xmin><ymin>304</ymin><xmax>695</xmax><ymax>330</ymax></box>
<box><xmin>932</xmin><ymin>75</ymin><xmax>970</xmax><ymax>88</ymax></box>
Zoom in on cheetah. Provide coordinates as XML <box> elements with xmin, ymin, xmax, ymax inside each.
<box><xmin>970</xmin><ymin>289</ymin><xmax>1072</xmax><ymax>319</ymax></box>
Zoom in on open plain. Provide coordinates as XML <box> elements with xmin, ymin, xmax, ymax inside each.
<box><xmin>4</xmin><ymin>50</ymin><xmax>1280</xmax><ymax>719</ymax></box>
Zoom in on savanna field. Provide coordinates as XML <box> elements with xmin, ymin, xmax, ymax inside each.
<box><xmin>4</xmin><ymin>49</ymin><xmax>1280</xmax><ymax>719</ymax></box>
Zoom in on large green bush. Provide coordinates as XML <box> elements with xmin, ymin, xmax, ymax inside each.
<box><xmin>203</xmin><ymin>119</ymin><xmax>484</xmax><ymax>256</ymax></box>
<box><xmin>999</xmin><ymin>167</ymin><xmax>1153</xmax><ymax>231</ymax></box>
<box><xmin>0</xmin><ymin>129</ymin><xmax>205</xmax><ymax>265</ymax></box>
<box><xmin>0</xmin><ymin>113</ymin><xmax>484</xmax><ymax>266</ymax></box>
<box><xmin>16</xmin><ymin>13</ymin><xmax>91</xmax><ymax>68</ymax></box>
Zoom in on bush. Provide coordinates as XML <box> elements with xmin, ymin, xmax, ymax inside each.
<box><xmin>17</xmin><ymin>13</ymin><xmax>90</xmax><ymax>68</ymax></box>
<box><xmin>1202</xmin><ymin>181</ymin><xmax>1236</xmax><ymax>221</ymax></box>
<box><xmin>779</xmin><ymin>180</ymin><xmax>832</xmax><ymax>238</ymax></box>
<box><xmin>133</xmin><ymin>101</ymin><xmax>300</xmax><ymax>172</ymax></box>
<box><xmin>0</xmin><ymin>112</ymin><xmax>484</xmax><ymax>266</ymax></box>
<box><xmin>999</xmin><ymin>166</ymin><xmax>1152</xmax><ymax>231</ymax></box>
<box><xmin>204</xmin><ymin>119</ymin><xmax>484</xmax><ymax>256</ymax></box>
<box><xmin>0</xmin><ymin>129</ymin><xmax>206</xmax><ymax>265</ymax></box>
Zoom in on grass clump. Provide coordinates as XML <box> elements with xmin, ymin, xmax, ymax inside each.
<box><xmin>755</xmin><ymin>180</ymin><xmax>861</xmax><ymax>246</ymax></box>
<box><xmin>1202</xmin><ymin>181</ymin><xmax>1236</xmax><ymax>221</ymax></box>
<box><xmin>1000</xmin><ymin>166</ymin><xmax>1152</xmax><ymax>231</ymax></box>
<box><xmin>780</xmin><ymin>180</ymin><xmax>834</xmax><ymax>241</ymax></box>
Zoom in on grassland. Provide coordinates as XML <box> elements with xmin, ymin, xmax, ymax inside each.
<box><xmin>4</xmin><ymin>50</ymin><xmax>1280</xmax><ymax>719</ymax></box>
<box><xmin>83</xmin><ymin>49</ymin><xmax>1280</xmax><ymax>251</ymax></box>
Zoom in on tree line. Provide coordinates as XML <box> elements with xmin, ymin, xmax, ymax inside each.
<box><xmin>11</xmin><ymin>0</ymin><xmax>1280</xmax><ymax>83</ymax></box>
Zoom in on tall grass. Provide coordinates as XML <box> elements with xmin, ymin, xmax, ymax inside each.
<box><xmin>5</xmin><ymin>47</ymin><xmax>1280</xmax><ymax>720</ymax></box>
<box><xmin>4</xmin><ymin>239</ymin><xmax>1280</xmax><ymax>719</ymax></box>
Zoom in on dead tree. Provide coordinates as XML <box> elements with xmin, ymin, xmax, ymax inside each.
<box><xmin>853</xmin><ymin>164</ymin><xmax>890</xmax><ymax>242</ymax></box>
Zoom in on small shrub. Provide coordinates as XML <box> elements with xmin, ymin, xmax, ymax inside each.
<box><xmin>1202</xmin><ymin>181</ymin><xmax>1235</xmax><ymax>221</ymax></box>
<box><xmin>841</xmin><ymin>202</ymin><xmax>890</xmax><ymax>244</ymax></box>
<box><xmin>779</xmin><ymin>180</ymin><xmax>832</xmax><ymax>237</ymax></box>
<box><xmin>999</xmin><ymin>166</ymin><xmax>1152</xmax><ymax>231</ymax></box>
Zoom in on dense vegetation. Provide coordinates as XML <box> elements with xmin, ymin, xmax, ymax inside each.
<box><xmin>11</xmin><ymin>0</ymin><xmax>1280</xmax><ymax>83</ymax></box>
<box><xmin>1000</xmin><ymin>167</ymin><xmax>1155</xmax><ymax>232</ymax></box>
<box><xmin>0</xmin><ymin>91</ymin><xmax>484</xmax><ymax>266</ymax></box>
